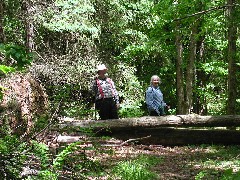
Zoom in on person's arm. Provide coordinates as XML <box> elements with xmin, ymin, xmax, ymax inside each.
<box><xmin>110</xmin><ymin>80</ymin><xmax>120</xmax><ymax>104</ymax></box>
<box><xmin>108</xmin><ymin>78</ymin><xmax>120</xmax><ymax>108</ymax></box>
<box><xmin>158</xmin><ymin>88</ymin><xmax>167</xmax><ymax>107</ymax></box>
<box><xmin>146</xmin><ymin>88</ymin><xmax>160</xmax><ymax>115</ymax></box>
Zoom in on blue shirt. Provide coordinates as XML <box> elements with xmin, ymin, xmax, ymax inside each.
<box><xmin>146</xmin><ymin>86</ymin><xmax>166</xmax><ymax>115</ymax></box>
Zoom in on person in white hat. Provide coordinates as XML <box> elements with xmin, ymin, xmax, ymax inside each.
<box><xmin>91</xmin><ymin>64</ymin><xmax>120</xmax><ymax>120</ymax></box>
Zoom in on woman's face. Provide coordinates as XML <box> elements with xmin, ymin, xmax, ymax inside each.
<box><xmin>152</xmin><ymin>78</ymin><xmax>159</xmax><ymax>87</ymax></box>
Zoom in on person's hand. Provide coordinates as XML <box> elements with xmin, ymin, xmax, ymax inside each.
<box><xmin>116</xmin><ymin>103</ymin><xmax>120</xmax><ymax>109</ymax></box>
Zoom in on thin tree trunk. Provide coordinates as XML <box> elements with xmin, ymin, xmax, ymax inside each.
<box><xmin>191</xmin><ymin>1</ymin><xmax>206</xmax><ymax>115</ymax></box>
<box><xmin>186</xmin><ymin>23</ymin><xmax>197</xmax><ymax>114</ymax></box>
<box><xmin>195</xmin><ymin>35</ymin><xmax>206</xmax><ymax>114</ymax></box>
<box><xmin>227</xmin><ymin>0</ymin><xmax>237</xmax><ymax>115</ymax></box>
<box><xmin>175</xmin><ymin>24</ymin><xmax>185</xmax><ymax>114</ymax></box>
<box><xmin>0</xmin><ymin>1</ymin><xmax>5</xmax><ymax>43</ymax></box>
<box><xmin>23</xmin><ymin>0</ymin><xmax>34</xmax><ymax>52</ymax></box>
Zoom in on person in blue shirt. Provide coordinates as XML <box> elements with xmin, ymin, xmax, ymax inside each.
<box><xmin>146</xmin><ymin>75</ymin><xmax>168</xmax><ymax>116</ymax></box>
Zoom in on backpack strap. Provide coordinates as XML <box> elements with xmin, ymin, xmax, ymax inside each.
<box><xmin>96</xmin><ymin>79</ymin><xmax>104</xmax><ymax>99</ymax></box>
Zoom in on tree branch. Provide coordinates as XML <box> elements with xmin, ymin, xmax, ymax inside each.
<box><xmin>173</xmin><ymin>5</ymin><xmax>229</xmax><ymax>21</ymax></box>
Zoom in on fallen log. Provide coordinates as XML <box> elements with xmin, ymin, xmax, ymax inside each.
<box><xmin>59</xmin><ymin>114</ymin><xmax>240</xmax><ymax>128</ymax></box>
<box><xmin>57</xmin><ymin>115</ymin><xmax>240</xmax><ymax>146</ymax></box>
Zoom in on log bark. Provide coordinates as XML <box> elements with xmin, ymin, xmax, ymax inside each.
<box><xmin>59</xmin><ymin>115</ymin><xmax>240</xmax><ymax>128</ymax></box>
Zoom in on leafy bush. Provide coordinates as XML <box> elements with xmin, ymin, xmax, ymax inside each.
<box><xmin>0</xmin><ymin>43</ymin><xmax>33</xmax><ymax>70</ymax></box>
<box><xmin>119</xmin><ymin>103</ymin><xmax>144</xmax><ymax>118</ymax></box>
<box><xmin>221</xmin><ymin>169</ymin><xmax>240</xmax><ymax>180</ymax></box>
<box><xmin>0</xmin><ymin>135</ymin><xmax>27</xmax><ymax>179</ymax></box>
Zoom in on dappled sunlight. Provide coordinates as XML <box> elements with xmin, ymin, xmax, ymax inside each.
<box><xmin>200</xmin><ymin>160</ymin><xmax>240</xmax><ymax>172</ymax></box>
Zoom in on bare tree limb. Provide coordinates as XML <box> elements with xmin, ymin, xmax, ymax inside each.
<box><xmin>173</xmin><ymin>5</ymin><xmax>229</xmax><ymax>21</ymax></box>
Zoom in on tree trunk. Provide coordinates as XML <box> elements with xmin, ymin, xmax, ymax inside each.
<box><xmin>195</xmin><ymin>34</ymin><xmax>206</xmax><ymax>115</ymax></box>
<box><xmin>186</xmin><ymin>22</ymin><xmax>197</xmax><ymax>114</ymax></box>
<box><xmin>23</xmin><ymin>0</ymin><xmax>34</xmax><ymax>52</ymax></box>
<box><xmin>227</xmin><ymin>0</ymin><xmax>237</xmax><ymax>115</ymax></box>
<box><xmin>0</xmin><ymin>1</ymin><xmax>5</xmax><ymax>43</ymax></box>
<box><xmin>175</xmin><ymin>24</ymin><xmax>186</xmax><ymax>114</ymax></box>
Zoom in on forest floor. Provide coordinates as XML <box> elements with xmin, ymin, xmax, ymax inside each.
<box><xmin>49</xmin><ymin>133</ymin><xmax>239</xmax><ymax>180</ymax></box>
<box><xmin>49</xmin><ymin>118</ymin><xmax>240</xmax><ymax>179</ymax></box>
<box><xmin>91</xmin><ymin>139</ymin><xmax>228</xmax><ymax>180</ymax></box>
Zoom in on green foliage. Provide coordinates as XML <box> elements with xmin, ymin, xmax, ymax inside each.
<box><xmin>221</xmin><ymin>169</ymin><xmax>240</xmax><ymax>180</ymax></box>
<box><xmin>112</xmin><ymin>155</ymin><xmax>160</xmax><ymax>180</ymax></box>
<box><xmin>119</xmin><ymin>103</ymin><xmax>144</xmax><ymax>118</ymax></box>
<box><xmin>33</xmin><ymin>170</ymin><xmax>58</xmax><ymax>180</ymax></box>
<box><xmin>46</xmin><ymin>84</ymin><xmax>95</xmax><ymax>118</ymax></box>
<box><xmin>0</xmin><ymin>135</ymin><xmax>27</xmax><ymax>179</ymax></box>
<box><xmin>111</xmin><ymin>63</ymin><xmax>146</xmax><ymax>118</ymax></box>
<box><xmin>2</xmin><ymin>0</ymin><xmax>26</xmax><ymax>44</ymax></box>
<box><xmin>52</xmin><ymin>141</ymin><xmax>104</xmax><ymax>178</ymax></box>
<box><xmin>26</xmin><ymin>141</ymin><xmax>57</xmax><ymax>179</ymax></box>
<box><xmin>0</xmin><ymin>43</ymin><xmax>33</xmax><ymax>70</ymax></box>
<box><xmin>196</xmin><ymin>60</ymin><xmax>228</xmax><ymax>115</ymax></box>
<box><xmin>53</xmin><ymin>142</ymin><xmax>79</xmax><ymax>170</ymax></box>
<box><xmin>32</xmin><ymin>115</ymin><xmax>50</xmax><ymax>134</ymax></box>
<box><xmin>31</xmin><ymin>140</ymin><xmax>50</xmax><ymax>169</ymax></box>
<box><xmin>40</xmin><ymin>0</ymin><xmax>98</xmax><ymax>35</ymax></box>
<box><xmin>0</xmin><ymin>65</ymin><xmax>15</xmax><ymax>75</ymax></box>
<box><xmin>63</xmin><ymin>104</ymin><xmax>95</xmax><ymax>119</ymax></box>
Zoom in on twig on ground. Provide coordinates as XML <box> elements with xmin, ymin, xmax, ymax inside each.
<box><xmin>120</xmin><ymin>135</ymin><xmax>151</xmax><ymax>146</ymax></box>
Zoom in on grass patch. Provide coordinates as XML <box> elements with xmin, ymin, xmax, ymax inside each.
<box><xmin>112</xmin><ymin>154</ymin><xmax>162</xmax><ymax>180</ymax></box>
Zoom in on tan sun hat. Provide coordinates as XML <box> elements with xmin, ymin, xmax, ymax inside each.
<box><xmin>97</xmin><ymin>64</ymin><xmax>107</xmax><ymax>71</ymax></box>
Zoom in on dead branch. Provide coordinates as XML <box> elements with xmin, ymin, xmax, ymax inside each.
<box><xmin>120</xmin><ymin>135</ymin><xmax>151</xmax><ymax>146</ymax></box>
<box><xmin>31</xmin><ymin>98</ymin><xmax>63</xmax><ymax>141</ymax></box>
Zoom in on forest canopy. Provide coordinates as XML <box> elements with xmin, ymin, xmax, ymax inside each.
<box><xmin>0</xmin><ymin>0</ymin><xmax>240</xmax><ymax>118</ymax></box>
<box><xmin>1</xmin><ymin>0</ymin><xmax>240</xmax><ymax>179</ymax></box>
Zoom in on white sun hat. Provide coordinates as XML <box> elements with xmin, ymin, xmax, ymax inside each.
<box><xmin>97</xmin><ymin>64</ymin><xmax>107</xmax><ymax>71</ymax></box>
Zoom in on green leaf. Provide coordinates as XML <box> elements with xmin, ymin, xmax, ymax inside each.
<box><xmin>0</xmin><ymin>65</ymin><xmax>15</xmax><ymax>74</ymax></box>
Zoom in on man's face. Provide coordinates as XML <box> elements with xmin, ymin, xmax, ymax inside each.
<box><xmin>99</xmin><ymin>69</ymin><xmax>107</xmax><ymax>74</ymax></box>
